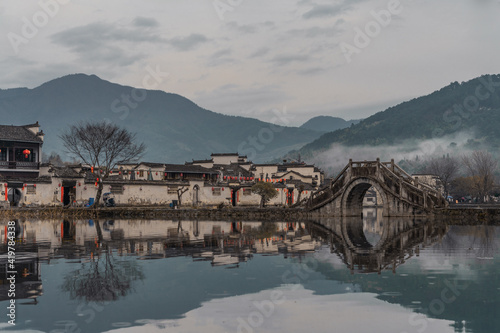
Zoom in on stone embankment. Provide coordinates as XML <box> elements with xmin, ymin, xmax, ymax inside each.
<box><xmin>0</xmin><ymin>206</ymin><xmax>309</xmax><ymax>221</ymax></box>
<box><xmin>436</xmin><ymin>204</ymin><xmax>500</xmax><ymax>224</ymax></box>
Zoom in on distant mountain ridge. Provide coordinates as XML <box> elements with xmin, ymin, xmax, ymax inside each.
<box><xmin>0</xmin><ymin>74</ymin><xmax>323</xmax><ymax>163</ymax></box>
<box><xmin>300</xmin><ymin>116</ymin><xmax>361</xmax><ymax>133</ymax></box>
<box><xmin>293</xmin><ymin>74</ymin><xmax>500</xmax><ymax>159</ymax></box>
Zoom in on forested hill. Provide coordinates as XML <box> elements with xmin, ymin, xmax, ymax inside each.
<box><xmin>294</xmin><ymin>74</ymin><xmax>500</xmax><ymax>158</ymax></box>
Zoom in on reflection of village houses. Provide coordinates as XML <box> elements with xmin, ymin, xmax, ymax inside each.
<box><xmin>0</xmin><ymin>219</ymin><xmax>322</xmax><ymax>301</ymax></box>
<box><xmin>0</xmin><ymin>219</ymin><xmax>321</xmax><ymax>269</ymax></box>
<box><xmin>1</xmin><ymin>123</ymin><xmax>324</xmax><ymax>208</ymax></box>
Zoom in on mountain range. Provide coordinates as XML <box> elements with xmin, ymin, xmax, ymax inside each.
<box><xmin>0</xmin><ymin>74</ymin><xmax>351</xmax><ymax>163</ymax></box>
<box><xmin>292</xmin><ymin>74</ymin><xmax>500</xmax><ymax>162</ymax></box>
<box><xmin>3</xmin><ymin>73</ymin><xmax>499</xmax><ymax>168</ymax></box>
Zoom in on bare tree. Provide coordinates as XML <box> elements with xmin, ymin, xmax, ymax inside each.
<box><xmin>424</xmin><ymin>155</ymin><xmax>460</xmax><ymax>197</ymax></box>
<box><xmin>177</xmin><ymin>186</ymin><xmax>189</xmax><ymax>206</ymax></box>
<box><xmin>60</xmin><ymin>122</ymin><xmax>145</xmax><ymax>207</ymax></box>
<box><xmin>462</xmin><ymin>150</ymin><xmax>498</xmax><ymax>202</ymax></box>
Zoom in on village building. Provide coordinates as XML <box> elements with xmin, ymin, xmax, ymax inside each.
<box><xmin>0</xmin><ymin>124</ymin><xmax>324</xmax><ymax>208</ymax></box>
<box><xmin>0</xmin><ymin>122</ymin><xmax>44</xmax><ymax>180</ymax></box>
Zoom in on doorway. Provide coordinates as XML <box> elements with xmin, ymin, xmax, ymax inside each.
<box><xmin>7</xmin><ymin>188</ymin><xmax>22</xmax><ymax>206</ymax></box>
<box><xmin>62</xmin><ymin>180</ymin><xmax>76</xmax><ymax>206</ymax></box>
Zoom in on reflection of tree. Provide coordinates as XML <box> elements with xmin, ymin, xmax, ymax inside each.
<box><xmin>62</xmin><ymin>246</ymin><xmax>144</xmax><ymax>302</ymax></box>
<box><xmin>62</xmin><ymin>221</ymin><xmax>144</xmax><ymax>302</ymax></box>
<box><xmin>471</xmin><ymin>225</ymin><xmax>498</xmax><ymax>258</ymax></box>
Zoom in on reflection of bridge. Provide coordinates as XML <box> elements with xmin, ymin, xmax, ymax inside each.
<box><xmin>308</xmin><ymin>159</ymin><xmax>447</xmax><ymax>217</ymax></box>
<box><xmin>309</xmin><ymin>217</ymin><xmax>448</xmax><ymax>273</ymax></box>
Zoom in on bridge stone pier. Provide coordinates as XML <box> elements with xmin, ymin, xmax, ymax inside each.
<box><xmin>308</xmin><ymin>159</ymin><xmax>447</xmax><ymax>217</ymax></box>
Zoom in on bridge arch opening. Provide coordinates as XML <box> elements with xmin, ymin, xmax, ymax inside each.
<box><xmin>342</xmin><ymin>178</ymin><xmax>387</xmax><ymax>218</ymax></box>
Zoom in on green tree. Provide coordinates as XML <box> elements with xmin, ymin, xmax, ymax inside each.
<box><xmin>251</xmin><ymin>181</ymin><xmax>278</xmax><ymax>208</ymax></box>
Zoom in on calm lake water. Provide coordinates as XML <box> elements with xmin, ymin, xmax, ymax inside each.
<box><xmin>1</xmin><ymin>216</ymin><xmax>499</xmax><ymax>333</ymax></box>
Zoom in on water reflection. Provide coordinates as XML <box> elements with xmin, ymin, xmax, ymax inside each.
<box><xmin>310</xmin><ymin>215</ymin><xmax>448</xmax><ymax>273</ymax></box>
<box><xmin>0</xmin><ymin>217</ymin><xmax>499</xmax><ymax>333</ymax></box>
<box><xmin>61</xmin><ymin>221</ymin><xmax>144</xmax><ymax>303</ymax></box>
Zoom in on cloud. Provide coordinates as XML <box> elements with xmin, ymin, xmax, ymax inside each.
<box><xmin>288</xmin><ymin>24</ymin><xmax>344</xmax><ymax>38</ymax></box>
<box><xmin>302</xmin><ymin>0</ymin><xmax>367</xmax><ymax>19</ymax></box>
<box><xmin>168</xmin><ymin>33</ymin><xmax>208</xmax><ymax>51</ymax></box>
<box><xmin>298</xmin><ymin>67</ymin><xmax>326</xmax><ymax>76</ymax></box>
<box><xmin>303</xmin><ymin>4</ymin><xmax>344</xmax><ymax>19</ymax></box>
<box><xmin>225</xmin><ymin>21</ymin><xmax>258</xmax><ymax>34</ymax></box>
<box><xmin>207</xmin><ymin>48</ymin><xmax>236</xmax><ymax>66</ymax></box>
<box><xmin>133</xmin><ymin>16</ymin><xmax>160</xmax><ymax>28</ymax></box>
<box><xmin>51</xmin><ymin>22</ymin><xmax>164</xmax><ymax>66</ymax></box>
<box><xmin>102</xmin><ymin>286</ymin><xmax>455</xmax><ymax>333</ymax></box>
<box><xmin>270</xmin><ymin>54</ymin><xmax>310</xmax><ymax>66</ymax></box>
<box><xmin>249</xmin><ymin>47</ymin><xmax>270</xmax><ymax>58</ymax></box>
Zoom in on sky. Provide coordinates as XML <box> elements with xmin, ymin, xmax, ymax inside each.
<box><xmin>1</xmin><ymin>0</ymin><xmax>499</xmax><ymax>126</ymax></box>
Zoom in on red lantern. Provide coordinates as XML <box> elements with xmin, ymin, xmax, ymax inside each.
<box><xmin>137</xmin><ymin>171</ymin><xmax>139</xmax><ymax>175</ymax></box>
<box><xmin>222</xmin><ymin>187</ymin><xmax>225</xmax><ymax>191</ymax></box>
<box><xmin>34</xmin><ymin>184</ymin><xmax>36</xmax><ymax>188</ymax></box>
<box><xmin>180</xmin><ymin>173</ymin><xmax>183</xmax><ymax>177</ymax></box>
<box><xmin>91</xmin><ymin>166</ymin><xmax>94</xmax><ymax>173</ymax></box>
<box><xmin>58</xmin><ymin>183</ymin><xmax>61</xmax><ymax>187</ymax></box>
<box><xmin>156</xmin><ymin>172</ymin><xmax>158</xmax><ymax>175</ymax></box>
<box><xmin>212</xmin><ymin>187</ymin><xmax>214</xmax><ymax>191</ymax></box>
<box><xmin>78</xmin><ymin>183</ymin><xmax>81</xmax><ymax>186</ymax></box>
<box><xmin>22</xmin><ymin>149</ymin><xmax>30</xmax><ymax>158</ymax></box>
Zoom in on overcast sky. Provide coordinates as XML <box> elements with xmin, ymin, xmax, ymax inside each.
<box><xmin>1</xmin><ymin>0</ymin><xmax>499</xmax><ymax>126</ymax></box>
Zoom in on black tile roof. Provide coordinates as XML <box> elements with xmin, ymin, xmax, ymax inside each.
<box><xmin>186</xmin><ymin>159</ymin><xmax>214</xmax><ymax>164</ymax></box>
<box><xmin>0</xmin><ymin>124</ymin><xmax>43</xmax><ymax>143</ymax></box>
<box><xmin>211</xmin><ymin>153</ymin><xmax>239</xmax><ymax>156</ymax></box>
<box><xmin>134</xmin><ymin>162</ymin><xmax>165</xmax><ymax>169</ymax></box>
<box><xmin>164</xmin><ymin>164</ymin><xmax>217</xmax><ymax>174</ymax></box>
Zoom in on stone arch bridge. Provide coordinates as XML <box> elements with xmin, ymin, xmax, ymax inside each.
<box><xmin>308</xmin><ymin>159</ymin><xmax>447</xmax><ymax>217</ymax></box>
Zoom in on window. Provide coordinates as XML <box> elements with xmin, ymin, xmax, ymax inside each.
<box><xmin>15</xmin><ymin>148</ymin><xmax>34</xmax><ymax>162</ymax></box>
<box><xmin>139</xmin><ymin>170</ymin><xmax>144</xmax><ymax>177</ymax></box>
<box><xmin>243</xmin><ymin>189</ymin><xmax>252</xmax><ymax>196</ymax></box>
<box><xmin>212</xmin><ymin>188</ymin><xmax>221</xmax><ymax>196</ymax></box>
<box><xmin>110</xmin><ymin>186</ymin><xmax>124</xmax><ymax>194</ymax></box>
<box><xmin>26</xmin><ymin>185</ymin><xmax>36</xmax><ymax>194</ymax></box>
<box><xmin>168</xmin><ymin>187</ymin><xmax>177</xmax><ymax>195</ymax></box>
<box><xmin>0</xmin><ymin>148</ymin><xmax>6</xmax><ymax>161</ymax></box>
